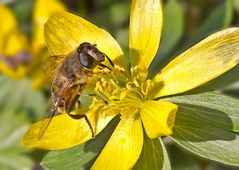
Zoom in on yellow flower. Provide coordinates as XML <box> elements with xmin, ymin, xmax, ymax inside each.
<box><xmin>23</xmin><ymin>0</ymin><xmax>239</xmax><ymax>169</ymax></box>
<box><xmin>0</xmin><ymin>0</ymin><xmax>65</xmax><ymax>88</ymax></box>
<box><xmin>0</xmin><ymin>4</ymin><xmax>28</xmax><ymax>78</ymax></box>
<box><xmin>30</xmin><ymin>0</ymin><xmax>66</xmax><ymax>89</ymax></box>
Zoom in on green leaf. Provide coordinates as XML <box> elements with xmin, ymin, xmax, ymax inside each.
<box><xmin>115</xmin><ymin>28</ymin><xmax>129</xmax><ymax>52</ymax></box>
<box><xmin>165</xmin><ymin>141</ymin><xmax>200</xmax><ymax>170</ymax></box>
<box><xmin>0</xmin><ymin>76</ymin><xmax>47</xmax><ymax>169</ymax></box>
<box><xmin>233</xmin><ymin>0</ymin><xmax>239</xmax><ymax>13</ymax></box>
<box><xmin>133</xmin><ymin>135</ymin><xmax>171</xmax><ymax>170</ymax></box>
<box><xmin>0</xmin><ymin>0</ymin><xmax>16</xmax><ymax>4</ymax></box>
<box><xmin>0</xmin><ymin>109</ymin><xmax>33</xmax><ymax>169</ymax></box>
<box><xmin>178</xmin><ymin>1</ymin><xmax>233</xmax><ymax>54</ymax></box>
<box><xmin>41</xmin><ymin>116</ymin><xmax>119</xmax><ymax>170</ymax></box>
<box><xmin>0</xmin><ymin>110</ymin><xmax>29</xmax><ymax>151</ymax></box>
<box><xmin>160</xmin><ymin>139</ymin><xmax>171</xmax><ymax>170</ymax></box>
<box><xmin>166</xmin><ymin>92</ymin><xmax>239</xmax><ymax>132</ymax></box>
<box><xmin>91</xmin><ymin>2</ymin><xmax>129</xmax><ymax>30</ymax></box>
<box><xmin>109</xmin><ymin>2</ymin><xmax>130</xmax><ymax>26</ymax></box>
<box><xmin>11</xmin><ymin>0</ymin><xmax>33</xmax><ymax>35</ymax></box>
<box><xmin>0</xmin><ymin>151</ymin><xmax>33</xmax><ymax>170</ymax></box>
<box><xmin>149</xmin><ymin>0</ymin><xmax>184</xmax><ymax>76</ymax></box>
<box><xmin>115</xmin><ymin>28</ymin><xmax>130</xmax><ymax>65</ymax></box>
<box><xmin>223</xmin><ymin>81</ymin><xmax>239</xmax><ymax>98</ymax></box>
<box><xmin>166</xmin><ymin>92</ymin><xmax>239</xmax><ymax>166</ymax></box>
<box><xmin>94</xmin><ymin>0</ymin><xmax>112</xmax><ymax>7</ymax></box>
<box><xmin>0</xmin><ymin>76</ymin><xmax>46</xmax><ymax>120</ymax></box>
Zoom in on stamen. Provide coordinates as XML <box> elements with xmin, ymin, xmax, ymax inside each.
<box><xmin>90</xmin><ymin>62</ymin><xmax>154</xmax><ymax>119</ymax></box>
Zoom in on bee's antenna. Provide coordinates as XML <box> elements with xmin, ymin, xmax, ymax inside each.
<box><xmin>101</xmin><ymin>52</ymin><xmax>114</xmax><ymax>67</ymax></box>
<box><xmin>98</xmin><ymin>63</ymin><xmax>112</xmax><ymax>71</ymax></box>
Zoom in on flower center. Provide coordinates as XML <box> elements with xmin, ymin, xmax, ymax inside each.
<box><xmin>90</xmin><ymin>65</ymin><xmax>152</xmax><ymax>118</ymax></box>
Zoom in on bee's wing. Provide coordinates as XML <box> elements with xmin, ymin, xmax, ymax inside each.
<box><xmin>38</xmin><ymin>97</ymin><xmax>57</xmax><ymax>139</ymax></box>
<box><xmin>41</xmin><ymin>55</ymin><xmax>66</xmax><ymax>80</ymax></box>
<box><xmin>38</xmin><ymin>80</ymin><xmax>71</xmax><ymax>139</ymax></box>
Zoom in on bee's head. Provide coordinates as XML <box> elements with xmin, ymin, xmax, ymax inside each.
<box><xmin>77</xmin><ymin>42</ymin><xmax>105</xmax><ymax>69</ymax></box>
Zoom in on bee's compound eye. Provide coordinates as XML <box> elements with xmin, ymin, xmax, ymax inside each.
<box><xmin>79</xmin><ymin>53</ymin><xmax>96</xmax><ymax>69</ymax></box>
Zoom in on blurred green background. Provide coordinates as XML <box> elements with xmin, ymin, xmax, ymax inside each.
<box><xmin>0</xmin><ymin>0</ymin><xmax>239</xmax><ymax>169</ymax></box>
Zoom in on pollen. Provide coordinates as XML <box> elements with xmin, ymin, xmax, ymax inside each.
<box><xmin>90</xmin><ymin>65</ymin><xmax>153</xmax><ymax>118</ymax></box>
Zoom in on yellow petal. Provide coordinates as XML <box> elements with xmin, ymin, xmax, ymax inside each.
<box><xmin>0</xmin><ymin>4</ymin><xmax>25</xmax><ymax>56</ymax></box>
<box><xmin>32</xmin><ymin>0</ymin><xmax>66</xmax><ymax>55</ymax></box>
<box><xmin>0</xmin><ymin>4</ymin><xmax>28</xmax><ymax>55</ymax></box>
<box><xmin>91</xmin><ymin>115</ymin><xmax>143</xmax><ymax>170</ymax></box>
<box><xmin>22</xmin><ymin>113</ymin><xmax>113</xmax><ymax>150</ymax></box>
<box><xmin>0</xmin><ymin>4</ymin><xmax>28</xmax><ymax>78</ymax></box>
<box><xmin>0</xmin><ymin>63</ymin><xmax>26</xmax><ymax>79</ymax></box>
<box><xmin>129</xmin><ymin>0</ymin><xmax>163</xmax><ymax>69</ymax></box>
<box><xmin>0</xmin><ymin>4</ymin><xmax>17</xmax><ymax>54</ymax></box>
<box><xmin>140</xmin><ymin>100</ymin><xmax>177</xmax><ymax>138</ymax></box>
<box><xmin>0</xmin><ymin>4</ymin><xmax>17</xmax><ymax>33</ymax></box>
<box><xmin>45</xmin><ymin>12</ymin><xmax>126</xmax><ymax>67</ymax></box>
<box><xmin>152</xmin><ymin>28</ymin><xmax>239</xmax><ymax>98</ymax></box>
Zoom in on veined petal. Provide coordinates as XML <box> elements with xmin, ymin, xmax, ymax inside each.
<box><xmin>22</xmin><ymin>113</ymin><xmax>113</xmax><ymax>150</ymax></box>
<box><xmin>140</xmin><ymin>100</ymin><xmax>177</xmax><ymax>138</ymax></box>
<box><xmin>45</xmin><ymin>12</ymin><xmax>126</xmax><ymax>68</ymax></box>
<box><xmin>91</xmin><ymin>115</ymin><xmax>143</xmax><ymax>170</ymax></box>
<box><xmin>32</xmin><ymin>0</ymin><xmax>66</xmax><ymax>55</ymax></box>
<box><xmin>129</xmin><ymin>0</ymin><xmax>163</xmax><ymax>69</ymax></box>
<box><xmin>152</xmin><ymin>28</ymin><xmax>239</xmax><ymax>98</ymax></box>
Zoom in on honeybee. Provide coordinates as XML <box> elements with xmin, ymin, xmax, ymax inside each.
<box><xmin>40</xmin><ymin>42</ymin><xmax>113</xmax><ymax>138</ymax></box>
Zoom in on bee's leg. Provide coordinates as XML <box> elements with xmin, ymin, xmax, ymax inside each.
<box><xmin>67</xmin><ymin>112</ymin><xmax>94</xmax><ymax>138</ymax></box>
<box><xmin>98</xmin><ymin>63</ymin><xmax>112</xmax><ymax>71</ymax></box>
<box><xmin>79</xmin><ymin>93</ymin><xmax>108</xmax><ymax>104</ymax></box>
<box><xmin>83</xmin><ymin>114</ymin><xmax>94</xmax><ymax>138</ymax></box>
<box><xmin>65</xmin><ymin>95</ymin><xmax>94</xmax><ymax>137</ymax></box>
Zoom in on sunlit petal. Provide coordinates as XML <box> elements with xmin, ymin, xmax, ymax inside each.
<box><xmin>45</xmin><ymin>12</ymin><xmax>126</xmax><ymax>67</ymax></box>
<box><xmin>91</xmin><ymin>115</ymin><xmax>143</xmax><ymax>170</ymax></box>
<box><xmin>22</xmin><ymin>113</ymin><xmax>113</xmax><ymax>150</ymax></box>
<box><xmin>140</xmin><ymin>100</ymin><xmax>177</xmax><ymax>138</ymax></box>
<box><xmin>32</xmin><ymin>0</ymin><xmax>66</xmax><ymax>55</ymax></box>
<box><xmin>152</xmin><ymin>28</ymin><xmax>239</xmax><ymax>98</ymax></box>
<box><xmin>129</xmin><ymin>0</ymin><xmax>163</xmax><ymax>69</ymax></box>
